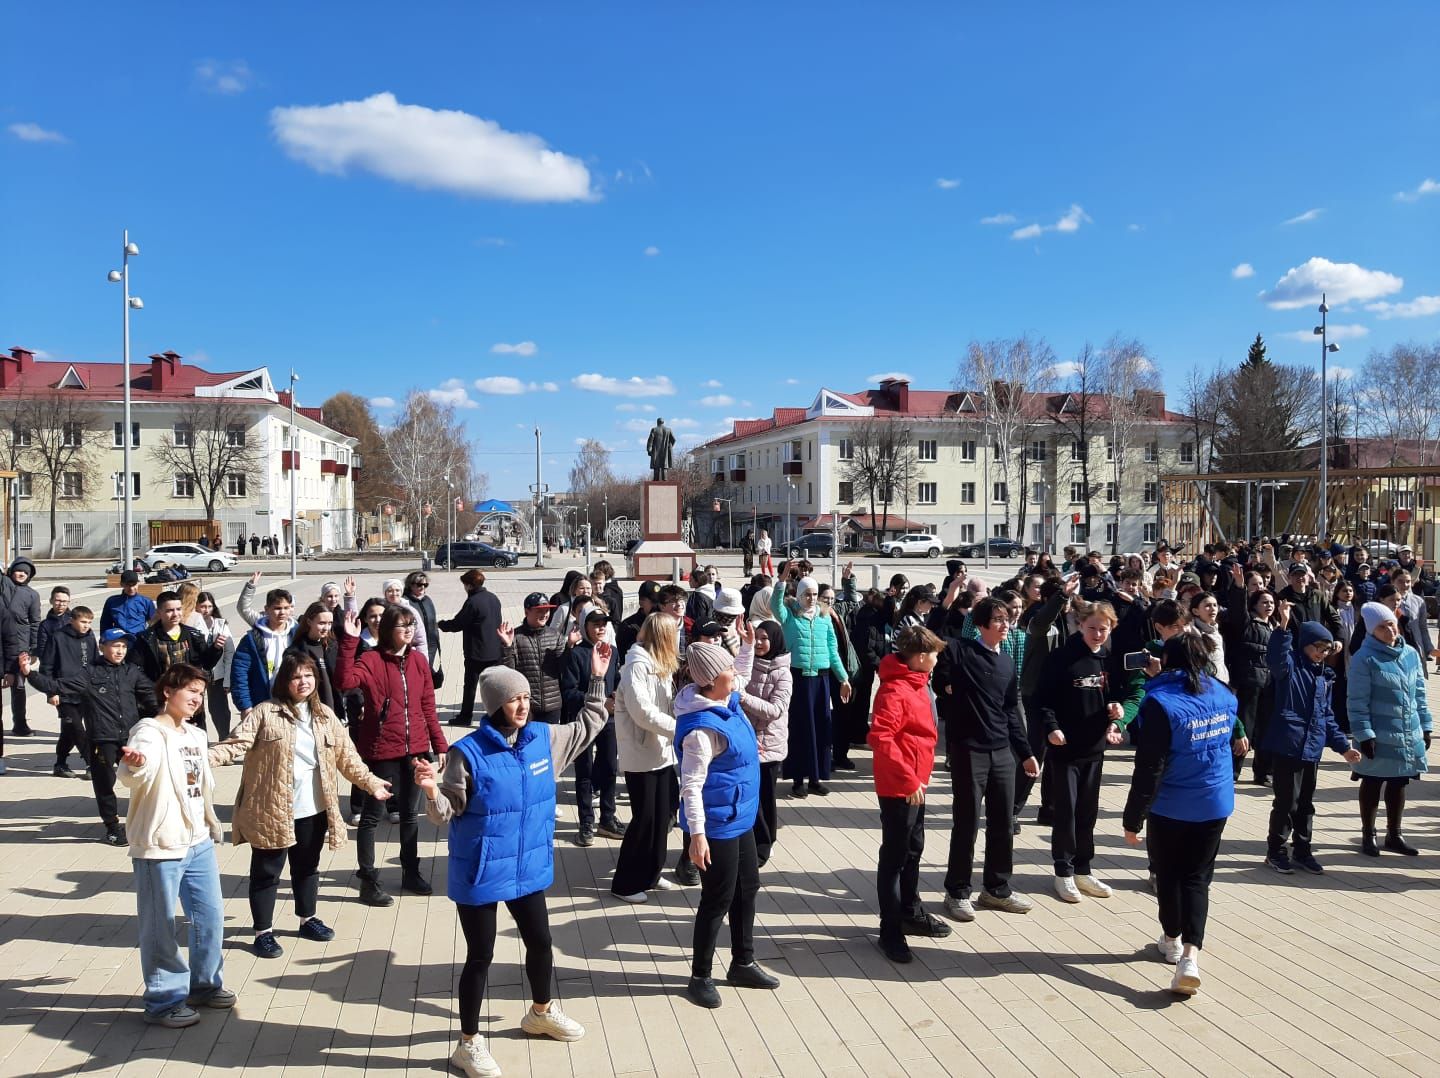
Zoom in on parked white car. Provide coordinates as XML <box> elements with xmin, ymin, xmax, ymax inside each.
<box><xmin>881</xmin><ymin>533</ymin><xmax>943</xmax><ymax>559</ymax></box>
<box><xmin>142</xmin><ymin>543</ymin><xmax>237</xmax><ymax>573</ymax></box>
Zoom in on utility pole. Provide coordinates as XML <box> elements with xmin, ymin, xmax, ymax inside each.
<box><xmin>532</xmin><ymin>427</ymin><xmax>546</xmax><ymax>569</ymax></box>
<box><xmin>289</xmin><ymin>370</ymin><xmax>299</xmax><ymax>580</ymax></box>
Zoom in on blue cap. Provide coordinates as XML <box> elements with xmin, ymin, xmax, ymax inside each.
<box><xmin>1297</xmin><ymin>621</ymin><xmax>1333</xmax><ymax>649</ymax></box>
<box><xmin>100</xmin><ymin>628</ymin><xmax>129</xmax><ymax>643</ymax></box>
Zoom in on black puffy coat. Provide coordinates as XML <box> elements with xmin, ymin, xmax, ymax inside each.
<box><xmin>504</xmin><ymin>623</ymin><xmax>568</xmax><ymax>716</ymax></box>
<box><xmin>438</xmin><ymin>587</ymin><xmax>504</xmax><ymax>664</ymax></box>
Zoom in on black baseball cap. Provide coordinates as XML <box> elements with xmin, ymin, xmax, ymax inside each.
<box><xmin>638</xmin><ymin>581</ymin><xmax>661</xmax><ymax>603</ymax></box>
<box><xmin>524</xmin><ymin>592</ymin><xmax>556</xmax><ymax>610</ymax></box>
<box><xmin>120</xmin><ymin>570</ymin><xmax>140</xmax><ymax>585</ymax></box>
<box><xmin>584</xmin><ymin>609</ymin><xmax>610</xmax><ymax>624</ymax></box>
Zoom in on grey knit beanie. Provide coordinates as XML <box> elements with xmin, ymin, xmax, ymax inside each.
<box><xmin>686</xmin><ymin>641</ymin><xmax>734</xmax><ymax>688</ymax></box>
<box><xmin>481</xmin><ymin>666</ymin><xmax>532</xmax><ymax>716</ymax></box>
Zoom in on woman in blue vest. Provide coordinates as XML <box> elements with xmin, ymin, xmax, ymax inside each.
<box><xmin>417</xmin><ymin>645</ymin><xmax>611</xmax><ymax>1078</ymax></box>
<box><xmin>675</xmin><ymin>634</ymin><xmax>782</xmax><ymax>1009</ymax></box>
<box><xmin>1122</xmin><ymin>633</ymin><xmax>1241</xmax><ymax>999</ymax></box>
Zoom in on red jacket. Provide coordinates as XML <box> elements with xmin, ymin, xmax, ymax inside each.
<box><xmin>335</xmin><ymin>631</ymin><xmax>447</xmax><ymax>761</ymax></box>
<box><xmin>867</xmin><ymin>654</ymin><xmax>937</xmax><ymax>798</ymax></box>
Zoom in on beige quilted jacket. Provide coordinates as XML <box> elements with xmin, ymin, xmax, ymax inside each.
<box><xmin>209</xmin><ymin>699</ymin><xmax>386</xmax><ymax>851</ymax></box>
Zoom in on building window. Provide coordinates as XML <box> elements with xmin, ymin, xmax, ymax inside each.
<box><xmin>1105</xmin><ymin>481</ymin><xmax>1118</xmax><ymax>503</ymax></box>
<box><xmin>960</xmin><ymin>482</ymin><xmax>976</xmax><ymax>504</ymax></box>
<box><xmin>993</xmin><ymin>523</ymin><xmax>1009</xmax><ymax>538</ymax></box>
<box><xmin>992</xmin><ymin>482</ymin><xmax>1008</xmax><ymax>504</ymax></box>
<box><xmin>226</xmin><ymin>472</ymin><xmax>248</xmax><ymax>498</ymax></box>
<box><xmin>838</xmin><ymin>481</ymin><xmax>854</xmax><ymax>503</ymax></box>
<box><xmin>960</xmin><ymin>524</ymin><xmax>975</xmax><ymax>544</ymax></box>
<box><xmin>917</xmin><ymin>482</ymin><xmax>937</xmax><ymax>505</ymax></box>
<box><xmin>1179</xmin><ymin>441</ymin><xmax>1195</xmax><ymax>464</ymax></box>
<box><xmin>1030</xmin><ymin>482</ymin><xmax>1045</xmax><ymax>504</ymax></box>
<box><xmin>112</xmin><ymin>472</ymin><xmax>140</xmax><ymax>499</ymax></box>
<box><xmin>1144</xmin><ymin>522</ymin><xmax>1159</xmax><ymax>544</ymax></box>
<box><xmin>1071</xmin><ymin>522</ymin><xmax>1088</xmax><ymax>544</ymax></box>
<box><xmin>837</xmin><ymin>438</ymin><xmax>852</xmax><ymax>460</ymax></box>
<box><xmin>1028</xmin><ymin>440</ymin><xmax>1047</xmax><ymax>462</ymax></box>
<box><xmin>12</xmin><ymin>426</ymin><xmax>32</xmax><ymax>448</ymax></box>
<box><xmin>1031</xmin><ymin>523</ymin><xmax>1045</xmax><ymax>546</ymax></box>
<box><xmin>1070</xmin><ymin>481</ymin><xmax>1086</xmax><ymax>503</ymax></box>
<box><xmin>765</xmin><ymin>484</ymin><xmax>771</xmax><ymax>503</ymax></box>
<box><xmin>1143</xmin><ymin>481</ymin><xmax>1158</xmax><ymax>504</ymax></box>
<box><xmin>62</xmin><ymin>422</ymin><xmax>84</xmax><ymax>448</ymax></box>
<box><xmin>917</xmin><ymin>439</ymin><xmax>937</xmax><ymax>462</ymax></box>
<box><xmin>807</xmin><ymin>481</ymin><xmax>813</xmax><ymax>504</ymax></box>
<box><xmin>16</xmin><ymin>472</ymin><xmax>32</xmax><ymax>499</ymax></box>
<box><xmin>1071</xmin><ymin>439</ymin><xmax>1088</xmax><ymax>461</ymax></box>
<box><xmin>173</xmin><ymin>473</ymin><xmax>195</xmax><ymax>498</ymax></box>
<box><xmin>60</xmin><ymin>472</ymin><xmax>83</xmax><ymax>498</ymax></box>
<box><xmin>226</xmin><ymin>425</ymin><xmax>246</xmax><ymax>447</ymax></box>
<box><xmin>960</xmin><ymin>440</ymin><xmax>976</xmax><ymax>462</ymax></box>
<box><xmin>1105</xmin><ymin>522</ymin><xmax>1119</xmax><ymax>546</ymax></box>
<box><xmin>1106</xmin><ymin>438</ymin><xmax>1115</xmax><ymax>462</ymax></box>
<box><xmin>62</xmin><ymin>522</ymin><xmax>84</xmax><ymax>549</ymax></box>
<box><xmin>17</xmin><ymin>522</ymin><xmax>32</xmax><ymax>550</ymax></box>
<box><xmin>174</xmin><ymin>423</ymin><xmax>194</xmax><ymax>448</ymax></box>
<box><xmin>113</xmin><ymin>421</ymin><xmax>140</xmax><ymax>448</ymax></box>
<box><xmin>1144</xmin><ymin>441</ymin><xmax>1159</xmax><ymax>463</ymax></box>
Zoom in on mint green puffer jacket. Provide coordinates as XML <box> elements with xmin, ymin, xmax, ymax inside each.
<box><xmin>770</xmin><ymin>583</ymin><xmax>847</xmax><ymax>681</ymax></box>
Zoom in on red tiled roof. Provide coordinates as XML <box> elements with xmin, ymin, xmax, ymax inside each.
<box><xmin>800</xmin><ymin>513</ymin><xmax>931</xmax><ymax>532</ymax></box>
<box><xmin>1</xmin><ymin>347</ymin><xmax>249</xmax><ymax>401</ymax></box>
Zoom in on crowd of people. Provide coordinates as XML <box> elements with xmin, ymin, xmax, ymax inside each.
<box><xmin>0</xmin><ymin>539</ymin><xmax>1432</xmax><ymax>1077</ymax></box>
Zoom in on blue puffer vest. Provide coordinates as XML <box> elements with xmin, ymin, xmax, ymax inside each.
<box><xmin>676</xmin><ymin>693</ymin><xmax>761</xmax><ymax>840</ymax></box>
<box><xmin>1145</xmin><ymin>671</ymin><xmax>1239</xmax><ymax>823</ymax></box>
<box><xmin>447</xmin><ymin>719</ymin><xmax>557</xmax><ymax>906</ymax></box>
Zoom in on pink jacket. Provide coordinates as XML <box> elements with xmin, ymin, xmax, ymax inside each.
<box><xmin>741</xmin><ymin>655</ymin><xmax>793</xmax><ymax>763</ymax></box>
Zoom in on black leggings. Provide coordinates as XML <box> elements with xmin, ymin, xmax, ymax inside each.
<box><xmin>250</xmin><ymin>812</ymin><xmax>328</xmax><ymax>931</ymax></box>
<box><xmin>753</xmin><ymin>761</ymin><xmax>780</xmax><ymax>864</ymax></box>
<box><xmin>1358</xmin><ymin>775</ymin><xmax>1410</xmax><ymax>834</ymax></box>
<box><xmin>1148</xmin><ymin>814</ymin><xmax>1226</xmax><ymax>949</ymax></box>
<box><xmin>691</xmin><ymin>829</ymin><xmax>759</xmax><ymax>979</ymax></box>
<box><xmin>456</xmin><ymin>891</ymin><xmax>553</xmax><ymax>1036</ymax></box>
<box><xmin>357</xmin><ymin>756</ymin><xmax>422</xmax><ymax>882</ymax></box>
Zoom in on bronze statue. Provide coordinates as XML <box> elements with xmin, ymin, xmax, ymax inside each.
<box><xmin>646</xmin><ymin>418</ymin><xmax>675</xmax><ymax>481</ymax></box>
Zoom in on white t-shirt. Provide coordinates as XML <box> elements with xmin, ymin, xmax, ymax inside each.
<box><xmin>167</xmin><ymin>724</ymin><xmax>210</xmax><ymax>844</ymax></box>
<box><xmin>291</xmin><ymin>702</ymin><xmax>324</xmax><ymax>819</ymax></box>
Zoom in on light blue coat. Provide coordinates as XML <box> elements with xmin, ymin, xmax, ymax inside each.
<box><xmin>1347</xmin><ymin>635</ymin><xmax>1431</xmax><ymax>779</ymax></box>
<box><xmin>770</xmin><ymin>583</ymin><xmax>846</xmax><ymax>680</ymax></box>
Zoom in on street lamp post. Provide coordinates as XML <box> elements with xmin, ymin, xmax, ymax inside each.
<box><xmin>289</xmin><ymin>370</ymin><xmax>300</xmax><ymax>580</ymax></box>
<box><xmin>106</xmin><ymin>232</ymin><xmax>142</xmax><ymax>567</ymax></box>
<box><xmin>1314</xmin><ymin>294</ymin><xmax>1340</xmax><ymax>542</ymax></box>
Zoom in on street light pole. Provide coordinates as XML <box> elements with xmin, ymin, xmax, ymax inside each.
<box><xmin>982</xmin><ymin>416</ymin><xmax>992</xmax><ymax>572</ymax></box>
<box><xmin>1315</xmin><ymin>294</ymin><xmax>1339</xmax><ymax>542</ymax></box>
<box><xmin>289</xmin><ymin>370</ymin><xmax>300</xmax><ymax>580</ymax></box>
<box><xmin>107</xmin><ymin>232</ymin><xmax>142</xmax><ymax>567</ymax></box>
<box><xmin>533</xmin><ymin>427</ymin><xmax>545</xmax><ymax>569</ymax></box>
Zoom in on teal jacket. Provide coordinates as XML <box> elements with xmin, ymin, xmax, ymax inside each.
<box><xmin>1347</xmin><ymin>634</ymin><xmax>1431</xmax><ymax>779</ymax></box>
<box><xmin>770</xmin><ymin>583</ymin><xmax>847</xmax><ymax>681</ymax></box>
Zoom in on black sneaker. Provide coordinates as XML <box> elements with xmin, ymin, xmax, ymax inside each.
<box><xmin>12</xmin><ymin>726</ymin><xmax>32</xmax><ymax>738</ymax></box>
<box><xmin>1264</xmin><ymin>850</ymin><xmax>1294</xmax><ymax>874</ymax></box>
<box><xmin>791</xmin><ymin>780</ymin><xmax>808</xmax><ymax>799</ymax></box>
<box><xmin>877</xmin><ymin>936</ymin><xmax>913</xmax><ymax>964</ymax></box>
<box><xmin>831</xmin><ymin>758</ymin><xmax>858</xmax><ymax>772</ymax></box>
<box><xmin>686</xmin><ymin>976</ymin><xmax>722</xmax><ymax>1009</ymax></box>
<box><xmin>1012</xmin><ymin>816</ymin><xmax>1022</xmax><ymax>835</ymax></box>
<box><xmin>359</xmin><ymin>880</ymin><xmax>394</xmax><ymax>907</ymax></box>
<box><xmin>401</xmin><ymin>874</ymin><xmax>433</xmax><ymax>896</ymax></box>
<box><xmin>253</xmin><ymin>932</ymin><xmax>284</xmax><ymax>959</ymax></box>
<box><xmin>596</xmin><ymin>817</ymin><xmax>627</xmax><ymax>840</ymax></box>
<box><xmin>675</xmin><ymin>860</ymin><xmax>701</xmax><ymax>887</ymax></box>
<box><xmin>1293</xmin><ymin>851</ymin><xmax>1324</xmax><ymax>874</ymax></box>
<box><xmin>387</xmin><ymin>811</ymin><xmax>401</xmax><ymax>824</ymax></box>
<box><xmin>1251</xmin><ymin>773</ymin><xmax>1271</xmax><ymax>787</ymax></box>
<box><xmin>52</xmin><ymin>764</ymin><xmax>78</xmax><ymax>778</ymax></box>
<box><xmin>446</xmin><ymin>718</ymin><xmax>473</xmax><ymax>728</ymax></box>
<box><xmin>299</xmin><ymin>917</ymin><xmax>335</xmax><ymax>942</ymax></box>
<box><xmin>726</xmin><ymin>961</ymin><xmax>780</xmax><ymax>989</ymax></box>
<box><xmin>104</xmin><ymin>826</ymin><xmax>126</xmax><ymax>847</ymax></box>
<box><xmin>902</xmin><ymin>912</ymin><xmax>953</xmax><ymax>939</ymax></box>
<box><xmin>574</xmin><ymin>827</ymin><xmax>595</xmax><ymax>848</ymax></box>
<box><xmin>808</xmin><ymin>780</ymin><xmax>830</xmax><ymax>797</ymax></box>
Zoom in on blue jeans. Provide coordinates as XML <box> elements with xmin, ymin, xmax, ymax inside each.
<box><xmin>133</xmin><ymin>839</ymin><xmax>225</xmax><ymax>1015</ymax></box>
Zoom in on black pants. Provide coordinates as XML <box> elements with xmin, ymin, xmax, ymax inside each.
<box><xmin>10</xmin><ymin>680</ymin><xmax>28</xmax><ymax>730</ymax></box>
<box><xmin>1268</xmin><ymin>757</ymin><xmax>1317</xmax><ymax>856</ymax></box>
<box><xmin>1247</xmin><ymin>683</ymin><xmax>1276</xmax><ymax>780</ymax></box>
<box><xmin>691</xmin><ymin>829</ymin><xmax>759</xmax><ymax>978</ymax></box>
<box><xmin>1014</xmin><ymin>699</ymin><xmax>1054</xmax><ymax>816</ymax></box>
<box><xmin>456</xmin><ymin>890</ymin><xmax>554</xmax><ymax>1036</ymax></box>
<box><xmin>877</xmin><ymin>796</ymin><xmax>925</xmax><ymax>945</ymax></box>
<box><xmin>456</xmin><ymin>659</ymin><xmax>499</xmax><ymax>726</ymax></box>
<box><xmin>837</xmin><ymin>665</ymin><xmax>875</xmax><ymax>756</ymax></box>
<box><xmin>1050</xmin><ymin>754</ymin><xmax>1103</xmax><ymax>877</ymax></box>
<box><xmin>1147</xmin><ymin>814</ymin><xmax>1226</xmax><ymax>949</ymax></box>
<box><xmin>90</xmin><ymin>741</ymin><xmax>122</xmax><ymax>828</ymax></box>
<box><xmin>753</xmin><ymin>761</ymin><xmax>780</xmax><ymax>864</ymax></box>
<box><xmin>573</xmin><ymin>722</ymin><xmax>618</xmax><ymax>828</ymax></box>
<box><xmin>357</xmin><ymin>756</ymin><xmax>422</xmax><ymax>882</ymax></box>
<box><xmin>344</xmin><ymin>693</ymin><xmax>365</xmax><ymax>816</ymax></box>
<box><xmin>207</xmin><ymin>681</ymin><xmax>233</xmax><ymax>742</ymax></box>
<box><xmin>250</xmin><ymin>812</ymin><xmax>329</xmax><ymax>930</ymax></box>
<box><xmin>946</xmin><ymin>746</ymin><xmax>1017</xmax><ymax>899</ymax></box>
<box><xmin>611</xmin><ymin>768</ymin><xmax>677</xmax><ymax>896</ymax></box>
<box><xmin>56</xmin><ymin>703</ymin><xmax>88</xmax><ymax>768</ymax></box>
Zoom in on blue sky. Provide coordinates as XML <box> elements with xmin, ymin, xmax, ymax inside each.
<box><xmin>3</xmin><ymin>4</ymin><xmax>1438</xmax><ymax>497</ymax></box>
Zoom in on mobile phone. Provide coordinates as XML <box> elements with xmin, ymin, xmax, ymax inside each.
<box><xmin>1123</xmin><ymin>650</ymin><xmax>1151</xmax><ymax>671</ymax></box>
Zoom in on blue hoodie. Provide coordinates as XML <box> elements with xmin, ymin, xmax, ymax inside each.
<box><xmin>1263</xmin><ymin>627</ymin><xmax>1350</xmax><ymax>763</ymax></box>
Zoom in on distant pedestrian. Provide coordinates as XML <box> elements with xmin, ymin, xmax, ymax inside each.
<box><xmin>250</xmin><ymin>535</ymin><xmax>260</xmax><ymax>556</ymax></box>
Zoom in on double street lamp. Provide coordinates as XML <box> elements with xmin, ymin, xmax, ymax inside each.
<box><xmin>1314</xmin><ymin>293</ymin><xmax>1341</xmax><ymax>541</ymax></box>
<box><xmin>107</xmin><ymin>232</ymin><xmax>143</xmax><ymax>568</ymax></box>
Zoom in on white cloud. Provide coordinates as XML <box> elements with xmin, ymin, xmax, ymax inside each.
<box><xmin>1281</xmin><ymin>323</ymin><xmax>1369</xmax><ymax>342</ymax></box>
<box><xmin>7</xmin><ymin>122</ymin><xmax>66</xmax><ymax>143</ymax></box>
<box><xmin>475</xmin><ymin>236</ymin><xmax>510</xmax><ymax>248</ymax></box>
<box><xmin>979</xmin><ymin>213</ymin><xmax>1016</xmax><ymax>226</ymax></box>
<box><xmin>699</xmin><ymin>395</ymin><xmax>735</xmax><ymax>407</ymax></box>
<box><xmin>1283</xmin><ymin>207</ymin><xmax>1324</xmax><ymax>225</ymax></box>
<box><xmin>935</xmin><ymin>177</ymin><xmax>961</xmax><ymax>190</ymax></box>
<box><xmin>643</xmin><ymin>245</ymin><xmax>661</xmax><ymax>257</ymax></box>
<box><xmin>1393</xmin><ymin>179</ymin><xmax>1439</xmax><ymax>203</ymax></box>
<box><xmin>1366</xmin><ymin>295</ymin><xmax>1440</xmax><ymax>319</ymax></box>
<box><xmin>622</xmin><ymin>417</ymin><xmax>698</xmax><ymax>433</ymax></box>
<box><xmin>369</xmin><ymin>395</ymin><xmax>397</xmax><ymax>409</ymax></box>
<box><xmin>1045</xmin><ymin>361</ymin><xmax>1085</xmax><ymax>380</ymax></box>
<box><xmin>472</xmin><ymin>376</ymin><xmax>557</xmax><ymax>394</ymax></box>
<box><xmin>427</xmin><ymin>378</ymin><xmax>477</xmax><ymax>408</ymax></box>
<box><xmin>1328</xmin><ymin>366</ymin><xmax>1355</xmax><ymax>381</ymax></box>
<box><xmin>700</xmin><ymin>379</ymin><xmax>723</xmax><ymax>389</ymax></box>
<box><xmin>1231</xmin><ymin>262</ymin><xmax>1255</xmax><ymax>279</ymax></box>
<box><xmin>491</xmin><ymin>340</ymin><xmax>537</xmax><ymax>357</ymax></box>
<box><xmin>1261</xmin><ymin>257</ymin><xmax>1403</xmax><ymax>309</ymax></box>
<box><xmin>270</xmin><ymin>92</ymin><xmax>595</xmax><ymax>203</ymax></box>
<box><xmin>572</xmin><ymin>373</ymin><xmax>676</xmax><ymax>397</ymax></box>
<box><xmin>194</xmin><ymin>59</ymin><xmax>252</xmax><ymax>95</ymax></box>
<box><xmin>867</xmin><ymin>371</ymin><xmax>913</xmax><ymax>384</ymax></box>
<box><xmin>1010</xmin><ymin>203</ymin><xmax>1091</xmax><ymax>241</ymax></box>
<box><xmin>784</xmin><ymin>378</ymin><xmax>800</xmax><ymax>385</ymax></box>
<box><xmin>616</xmin><ymin>403</ymin><xmax>641</xmax><ymax>412</ymax></box>
<box><xmin>1126</xmin><ymin>223</ymin><xmax>1142</xmax><ymax>233</ymax></box>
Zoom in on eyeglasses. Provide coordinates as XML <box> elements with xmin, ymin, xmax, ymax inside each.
<box><xmin>661</xmin><ymin>599</ymin><xmax>684</xmax><ymax>610</ymax></box>
<box><xmin>413</xmin><ymin>581</ymin><xmax>429</xmax><ymax>588</ymax></box>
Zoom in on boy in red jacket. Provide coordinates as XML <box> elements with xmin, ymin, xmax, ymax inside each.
<box><xmin>868</xmin><ymin>625</ymin><xmax>951</xmax><ymax>963</ymax></box>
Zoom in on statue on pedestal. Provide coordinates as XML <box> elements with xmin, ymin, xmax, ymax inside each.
<box><xmin>646</xmin><ymin>418</ymin><xmax>675</xmax><ymax>481</ymax></box>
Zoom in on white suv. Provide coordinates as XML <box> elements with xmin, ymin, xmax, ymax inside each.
<box><xmin>882</xmin><ymin>533</ymin><xmax>942</xmax><ymax>559</ymax></box>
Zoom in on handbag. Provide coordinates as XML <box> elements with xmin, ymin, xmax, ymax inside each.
<box><xmin>431</xmin><ymin>647</ymin><xmax>445</xmax><ymax>690</ymax></box>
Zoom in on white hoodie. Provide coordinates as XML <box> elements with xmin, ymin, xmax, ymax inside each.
<box><xmin>119</xmin><ymin>716</ymin><xmax>222</xmax><ymax>859</ymax></box>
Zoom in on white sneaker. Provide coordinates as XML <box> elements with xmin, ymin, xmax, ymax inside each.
<box><xmin>653</xmin><ymin>877</ymin><xmax>677</xmax><ymax>891</ymax></box>
<box><xmin>348</xmin><ymin>812</ymin><xmax>361</xmax><ymax>826</ymax></box>
<box><xmin>1154</xmin><ymin>934</ymin><xmax>1183</xmax><ymax>964</ymax></box>
<box><xmin>1170</xmin><ymin>955</ymin><xmax>1201</xmax><ymax>996</ymax></box>
<box><xmin>613</xmin><ymin>890</ymin><xmax>648</xmax><ymax>904</ymax></box>
<box><xmin>1075</xmin><ymin>874</ymin><xmax>1113</xmax><ymax>899</ymax></box>
<box><xmin>450</xmin><ymin>1036</ymin><xmax>502</xmax><ymax>1078</ymax></box>
<box><xmin>1054</xmin><ymin>877</ymin><xmax>1082</xmax><ymax>903</ymax></box>
<box><xmin>942</xmin><ymin>894</ymin><xmax>976</xmax><ymax>922</ymax></box>
<box><xmin>555</xmin><ymin>805</ymin><xmax>564</xmax><ymax>820</ymax></box>
<box><xmin>520</xmin><ymin>1004</ymin><xmax>585</xmax><ymax>1041</ymax></box>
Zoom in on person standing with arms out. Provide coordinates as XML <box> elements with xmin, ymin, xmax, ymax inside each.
<box><xmin>417</xmin><ymin>652</ymin><xmax>611</xmax><ymax>1078</ymax></box>
<box><xmin>210</xmin><ymin>653</ymin><xmax>392</xmax><ymax>959</ymax></box>
<box><xmin>869</xmin><ymin>625</ymin><xmax>951</xmax><ymax>964</ymax></box>
<box><xmin>118</xmin><ymin>663</ymin><xmax>233</xmax><ymax>1028</ymax></box>
<box><xmin>1035</xmin><ymin>601</ymin><xmax>1142</xmax><ymax>904</ymax></box>
<box><xmin>936</xmin><ymin>597</ymin><xmax>1040</xmax><ymax>921</ymax></box>
<box><xmin>1122</xmin><ymin>635</ymin><xmax>1240</xmax><ymax>997</ymax></box>
<box><xmin>439</xmin><ymin>569</ymin><xmax>505</xmax><ymax>729</ymax></box>
<box><xmin>1349</xmin><ymin>602</ymin><xmax>1431</xmax><ymax>857</ymax></box>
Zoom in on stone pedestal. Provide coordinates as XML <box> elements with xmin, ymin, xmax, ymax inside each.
<box><xmin>630</xmin><ymin>480</ymin><xmax>697</xmax><ymax>580</ymax></box>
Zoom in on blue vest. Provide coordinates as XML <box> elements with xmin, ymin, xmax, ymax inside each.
<box><xmin>447</xmin><ymin>720</ymin><xmax>557</xmax><ymax>906</ymax></box>
<box><xmin>1145</xmin><ymin>672</ymin><xmax>1238</xmax><ymax>823</ymax></box>
<box><xmin>675</xmin><ymin>693</ymin><xmax>761</xmax><ymax>841</ymax></box>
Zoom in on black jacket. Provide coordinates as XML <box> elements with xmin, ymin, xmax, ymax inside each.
<box><xmin>36</xmin><ymin>623</ymin><xmax>100</xmax><ymax>705</ymax></box>
<box><xmin>1226</xmin><ymin>617</ymin><xmax>1273</xmax><ymax>691</ymax></box>
<box><xmin>616</xmin><ymin>608</ymin><xmax>647</xmax><ymax>670</ymax></box>
<box><xmin>406</xmin><ymin>591</ymin><xmax>440</xmax><ymax>663</ymax></box>
<box><xmin>6</xmin><ymin>558</ymin><xmax>41</xmax><ymax>653</ymax></box>
<box><xmin>684</xmin><ymin>587</ymin><xmax>713</xmax><ymax>630</ymax></box>
<box><xmin>1034</xmin><ymin>633</ymin><xmax>1138</xmax><ymax>761</ymax></box>
<box><xmin>33</xmin><ymin>657</ymin><xmax>155</xmax><ymax>743</ymax></box>
<box><xmin>438</xmin><ymin>587</ymin><xmax>504</xmax><ymax>664</ymax></box>
<box><xmin>504</xmin><ymin>622</ymin><xmax>568</xmax><ymax>716</ymax></box>
<box><xmin>1277</xmin><ymin>585</ymin><xmax>1342</xmax><ymax>638</ymax></box>
<box><xmin>35</xmin><ymin>611</ymin><xmax>69</xmax><ymax>668</ymax></box>
<box><xmin>935</xmin><ymin>636</ymin><xmax>1028</xmax><ymax>757</ymax></box>
<box><xmin>852</xmin><ymin>603</ymin><xmax>890</xmax><ymax>670</ymax></box>
<box><xmin>126</xmin><ymin>624</ymin><xmax>223</xmax><ymax>683</ymax></box>
<box><xmin>287</xmin><ymin>634</ymin><xmax>340</xmax><ymax>712</ymax></box>
<box><xmin>601</xmin><ymin>581</ymin><xmax>625</xmax><ymax>623</ymax></box>
<box><xmin>561</xmin><ymin>639</ymin><xmax>618</xmax><ymax>722</ymax></box>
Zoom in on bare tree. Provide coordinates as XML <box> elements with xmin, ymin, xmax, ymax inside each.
<box><xmin>1358</xmin><ymin>343</ymin><xmax>1440</xmax><ymax>465</ymax></box>
<box><xmin>147</xmin><ymin>398</ymin><xmax>263</xmax><ymax>520</ymax></box>
<box><xmin>1049</xmin><ymin>343</ymin><xmax>1104</xmax><ymax>541</ymax></box>
<box><xmin>839</xmin><ymin>417</ymin><xmax>918</xmax><ymax>544</ymax></box>
<box><xmin>1097</xmin><ymin>335</ymin><xmax>1161</xmax><ymax>554</ymax></box>
<box><xmin>15</xmin><ymin>391</ymin><xmax>103</xmax><ymax>557</ymax></box>
<box><xmin>1181</xmin><ymin>362</ymin><xmax>1227</xmax><ymax>476</ymax></box>
<box><xmin>958</xmin><ymin>335</ymin><xmax>1055</xmax><ymax>540</ymax></box>
<box><xmin>383</xmin><ymin>391</ymin><xmax>477</xmax><ymax>551</ymax></box>
<box><xmin>322</xmin><ymin>392</ymin><xmax>399</xmax><ymax>510</ymax></box>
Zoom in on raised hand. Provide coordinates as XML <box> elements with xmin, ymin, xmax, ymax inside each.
<box><xmin>1276</xmin><ymin>600</ymin><xmax>1292</xmax><ymax>629</ymax></box>
<box><xmin>568</xmin><ymin>628</ymin><xmax>582</xmax><ymax>648</ymax></box>
<box><xmin>341</xmin><ymin>609</ymin><xmax>361</xmax><ymax>637</ymax></box>
<box><xmin>842</xmin><ymin>561</ymin><xmax>853</xmax><ymax>580</ymax></box>
<box><xmin>344</xmin><ymin>575</ymin><xmax>357</xmax><ymax>596</ymax></box>
<box><xmin>1230</xmin><ymin>562</ymin><xmax>1245</xmax><ymax>586</ymax></box>
<box><xmin>249</xmin><ymin>570</ymin><xmax>262</xmax><ymax>587</ymax></box>
<box><xmin>592</xmin><ymin>640</ymin><xmax>613</xmax><ymax>677</ymax></box>
<box><xmin>737</xmin><ymin>618</ymin><xmax>754</xmax><ymax>647</ymax></box>
<box><xmin>1064</xmin><ymin>575</ymin><xmax>1082</xmax><ymax>596</ymax></box>
<box><xmin>496</xmin><ymin>621</ymin><xmax>515</xmax><ymax>648</ymax></box>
